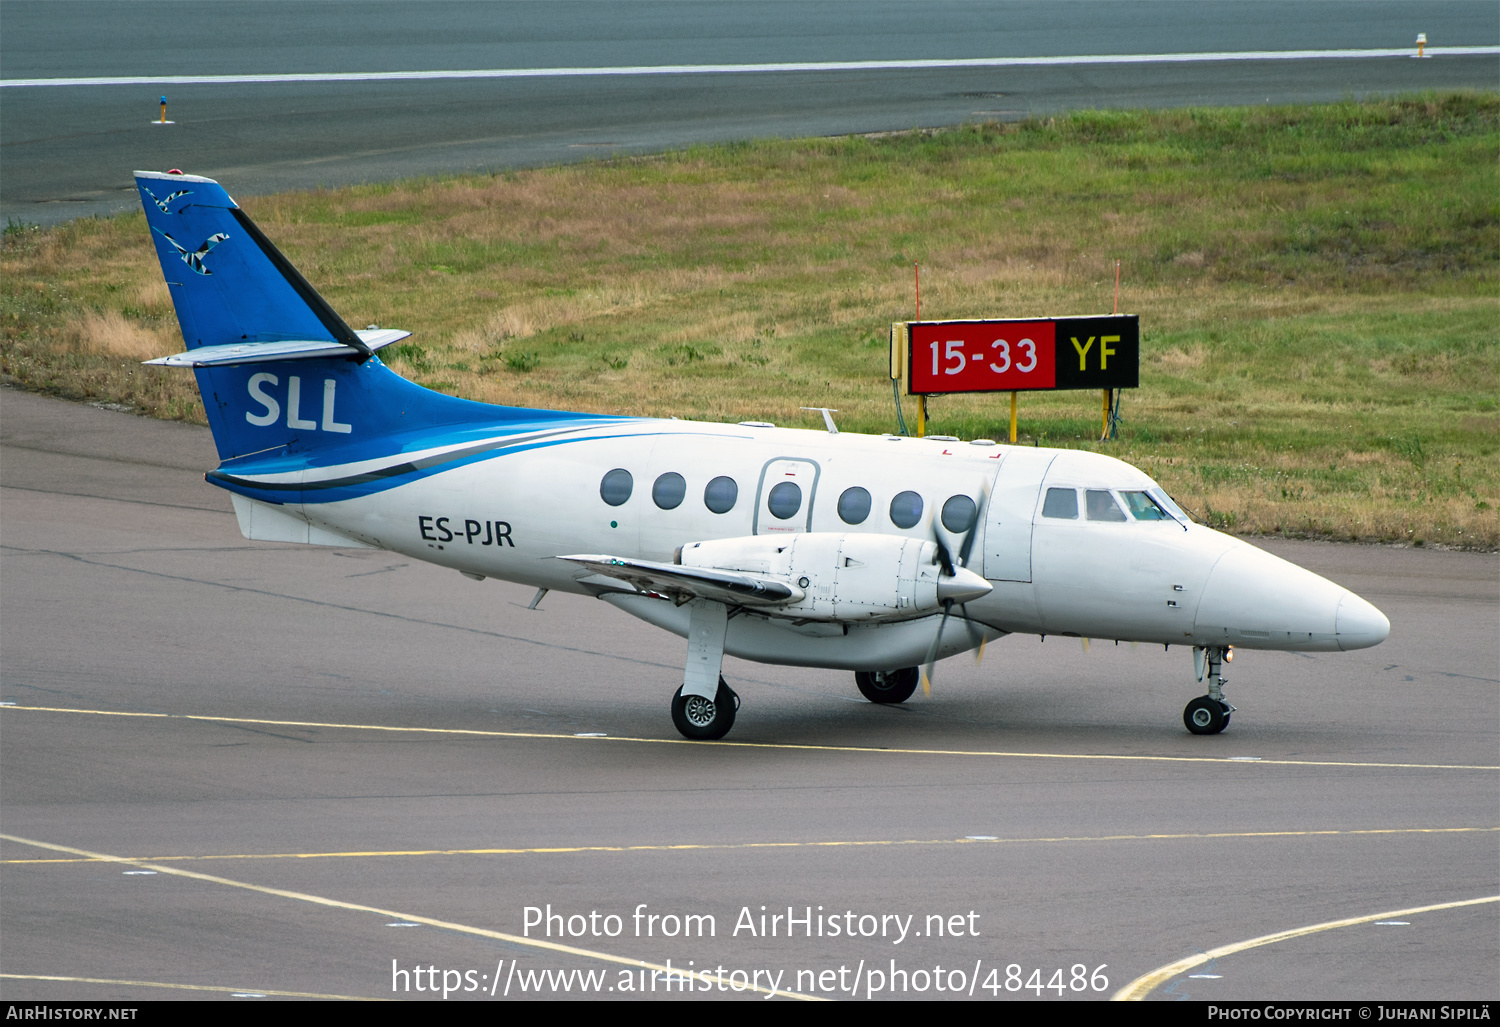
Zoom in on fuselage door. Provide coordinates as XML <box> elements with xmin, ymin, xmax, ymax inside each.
<box><xmin>753</xmin><ymin>457</ymin><xmax>820</xmax><ymax>535</ymax></box>
<box><xmin>982</xmin><ymin>448</ymin><xmax>1056</xmax><ymax>582</ymax></box>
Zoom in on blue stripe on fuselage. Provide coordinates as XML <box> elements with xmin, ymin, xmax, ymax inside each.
<box><xmin>214</xmin><ymin>407</ymin><xmax>630</xmax><ymax>475</ymax></box>
<box><xmin>205</xmin><ymin>422</ymin><xmax>726</xmax><ymax>506</ymax></box>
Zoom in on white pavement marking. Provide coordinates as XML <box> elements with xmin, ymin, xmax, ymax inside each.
<box><xmin>5</xmin><ymin>704</ymin><xmax>1498</xmax><ymax>770</ymax></box>
<box><xmin>3</xmin><ymin>48</ymin><xmax>1497</xmax><ymax>88</ymax></box>
<box><xmin>1111</xmin><ymin>895</ymin><xmax>1500</xmax><ymax>1000</ymax></box>
<box><xmin>0</xmin><ymin>832</ymin><xmax>823</xmax><ymax>1002</ymax></box>
<box><xmin>7</xmin><ymin>827</ymin><xmax>1494</xmax><ymax>866</ymax></box>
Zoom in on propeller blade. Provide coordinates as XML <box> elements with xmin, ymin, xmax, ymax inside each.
<box><xmin>956</xmin><ymin>476</ymin><xmax>992</xmax><ymax>569</ymax></box>
<box><xmin>932</xmin><ymin>537</ymin><xmax>955</xmax><ymax>578</ymax></box>
<box><xmin>921</xmin><ymin>601</ymin><xmax>952</xmax><ymax>695</ymax></box>
<box><xmin>926</xmin><ymin>473</ymin><xmax>997</xmax><ymax>691</ymax></box>
<box><xmin>961</xmin><ymin>602</ymin><xmax>985</xmax><ymax>651</ymax></box>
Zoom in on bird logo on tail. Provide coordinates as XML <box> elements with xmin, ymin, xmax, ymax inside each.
<box><xmin>141</xmin><ymin>185</ymin><xmax>193</xmax><ymax>213</ymax></box>
<box><xmin>153</xmin><ymin>228</ymin><xmax>228</xmax><ymax>275</ymax></box>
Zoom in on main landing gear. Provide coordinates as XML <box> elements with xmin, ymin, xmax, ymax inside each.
<box><xmin>672</xmin><ymin>677</ymin><xmax>739</xmax><ymax>740</ymax></box>
<box><xmin>855</xmin><ymin>667</ymin><xmax>920</xmax><ymax>704</ymax></box>
<box><xmin>670</xmin><ymin>598</ymin><xmax>739</xmax><ymax>740</ymax></box>
<box><xmin>1184</xmin><ymin>645</ymin><xmax>1236</xmax><ymax>735</ymax></box>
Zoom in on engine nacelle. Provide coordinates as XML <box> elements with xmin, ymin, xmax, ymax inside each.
<box><xmin>679</xmin><ymin>532</ymin><xmax>988</xmax><ymax>622</ymax></box>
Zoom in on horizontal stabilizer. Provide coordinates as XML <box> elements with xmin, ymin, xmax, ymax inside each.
<box><xmin>145</xmin><ymin>329</ymin><xmax>411</xmax><ymax>367</ymax></box>
<box><xmin>559</xmin><ymin>554</ymin><xmax>804</xmax><ymax>606</ymax></box>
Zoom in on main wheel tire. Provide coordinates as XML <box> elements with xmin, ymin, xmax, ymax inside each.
<box><xmin>671</xmin><ymin>677</ymin><xmax>738</xmax><ymax>740</ymax></box>
<box><xmin>1184</xmin><ymin>695</ymin><xmax>1229</xmax><ymax>735</ymax></box>
<box><xmin>855</xmin><ymin>667</ymin><xmax>920</xmax><ymax>704</ymax></box>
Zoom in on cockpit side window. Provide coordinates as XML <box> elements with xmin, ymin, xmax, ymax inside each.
<box><xmin>1041</xmin><ymin>487</ymin><xmax>1078</xmax><ymax>519</ymax></box>
<box><xmin>1086</xmin><ymin>489</ymin><xmax>1127</xmax><ymax>521</ymax></box>
<box><xmin>1149</xmin><ymin>488</ymin><xmax>1191</xmax><ymax>522</ymax></box>
<box><xmin>1120</xmin><ymin>490</ymin><xmax>1169</xmax><ymax>520</ymax></box>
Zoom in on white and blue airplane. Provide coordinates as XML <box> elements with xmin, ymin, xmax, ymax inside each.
<box><xmin>134</xmin><ymin>169</ymin><xmax>1389</xmax><ymax>740</ymax></box>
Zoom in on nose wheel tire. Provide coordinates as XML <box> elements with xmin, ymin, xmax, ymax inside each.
<box><xmin>672</xmin><ymin>677</ymin><xmax>739</xmax><ymax>740</ymax></box>
<box><xmin>855</xmin><ymin>667</ymin><xmax>920</xmax><ymax>704</ymax></box>
<box><xmin>1184</xmin><ymin>696</ymin><xmax>1231</xmax><ymax>735</ymax></box>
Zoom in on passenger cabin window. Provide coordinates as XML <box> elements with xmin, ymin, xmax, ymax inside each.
<box><xmin>704</xmin><ymin>476</ymin><xmax>738</xmax><ymax>514</ymax></box>
<box><xmin>837</xmin><ymin>487</ymin><xmax>871</xmax><ymax>525</ymax></box>
<box><xmin>1086</xmin><ymin>489</ymin><xmax>1128</xmax><ymax>521</ymax></box>
<box><xmin>1120</xmin><ymin>490</ymin><xmax>1169</xmax><ymax>520</ymax></box>
<box><xmin>941</xmin><ymin>495</ymin><xmax>977</xmax><ymax>533</ymax></box>
<box><xmin>652</xmin><ymin>472</ymin><xmax>686</xmax><ymax>510</ymax></box>
<box><xmin>767</xmin><ymin>481</ymin><xmax>802</xmax><ymax>520</ymax></box>
<box><xmin>600</xmin><ymin>468</ymin><xmax>633</xmax><ymax>506</ymax></box>
<box><xmin>1041</xmin><ymin>487</ymin><xmax>1078</xmax><ymax>519</ymax></box>
<box><xmin>889</xmin><ymin>490</ymin><xmax>923</xmax><ymax>529</ymax></box>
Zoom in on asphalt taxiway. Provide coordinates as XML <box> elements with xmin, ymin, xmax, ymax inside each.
<box><xmin>3</xmin><ymin>1</ymin><xmax>1497</xmax><ymax>226</ymax></box>
<box><xmin>1</xmin><ymin>388</ymin><xmax>1495</xmax><ymax>1001</ymax></box>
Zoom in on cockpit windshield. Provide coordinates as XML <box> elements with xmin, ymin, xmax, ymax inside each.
<box><xmin>1040</xmin><ymin>486</ymin><xmax>1192</xmax><ymax>527</ymax></box>
<box><xmin>1086</xmin><ymin>489</ymin><xmax>1128</xmax><ymax>521</ymax></box>
<box><xmin>1120</xmin><ymin>490</ymin><xmax>1169</xmax><ymax>520</ymax></box>
<box><xmin>1147</xmin><ymin>488</ymin><xmax>1191</xmax><ymax>522</ymax></box>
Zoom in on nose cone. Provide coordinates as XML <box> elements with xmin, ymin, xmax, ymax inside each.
<box><xmin>1336</xmin><ymin>591</ymin><xmax>1390</xmax><ymax>650</ymax></box>
<box><xmin>938</xmin><ymin>565</ymin><xmax>992</xmax><ymax>605</ymax></box>
<box><xmin>1194</xmin><ymin>543</ymin><xmax>1347</xmax><ymax>651</ymax></box>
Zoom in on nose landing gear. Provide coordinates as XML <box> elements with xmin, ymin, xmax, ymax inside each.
<box><xmin>1184</xmin><ymin>645</ymin><xmax>1236</xmax><ymax>735</ymax></box>
<box><xmin>1184</xmin><ymin>694</ymin><xmax>1231</xmax><ymax>734</ymax></box>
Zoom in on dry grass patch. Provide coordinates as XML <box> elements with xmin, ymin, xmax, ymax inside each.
<box><xmin>58</xmin><ymin>309</ymin><xmax>176</xmax><ymax>361</ymax></box>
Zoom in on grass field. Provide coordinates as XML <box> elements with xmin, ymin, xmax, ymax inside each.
<box><xmin>3</xmin><ymin>93</ymin><xmax>1496</xmax><ymax>547</ymax></box>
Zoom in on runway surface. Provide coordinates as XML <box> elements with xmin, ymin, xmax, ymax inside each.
<box><xmin>3</xmin><ymin>1</ymin><xmax>1498</xmax><ymax>226</ymax></box>
<box><xmin>1</xmin><ymin>387</ymin><xmax>1495</xmax><ymax>1001</ymax></box>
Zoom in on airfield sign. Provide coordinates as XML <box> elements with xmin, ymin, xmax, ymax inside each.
<box><xmin>902</xmin><ymin>315</ymin><xmax>1139</xmax><ymax>395</ymax></box>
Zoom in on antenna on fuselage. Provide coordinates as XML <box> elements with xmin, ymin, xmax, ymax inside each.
<box><xmin>800</xmin><ymin>407</ymin><xmax>839</xmax><ymax>434</ymax></box>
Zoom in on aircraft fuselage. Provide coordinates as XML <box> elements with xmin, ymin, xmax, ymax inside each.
<box><xmin>219</xmin><ymin>412</ymin><xmax>1389</xmax><ymax>674</ymax></box>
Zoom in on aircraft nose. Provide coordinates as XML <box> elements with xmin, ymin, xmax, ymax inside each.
<box><xmin>1335</xmin><ymin>591</ymin><xmax>1390</xmax><ymax>651</ymax></box>
<box><xmin>1194</xmin><ymin>543</ymin><xmax>1367</xmax><ymax>651</ymax></box>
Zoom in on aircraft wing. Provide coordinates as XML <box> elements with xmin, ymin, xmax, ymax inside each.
<box><xmin>558</xmin><ymin>554</ymin><xmax>804</xmax><ymax>607</ymax></box>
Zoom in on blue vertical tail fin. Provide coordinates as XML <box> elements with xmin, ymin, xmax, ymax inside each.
<box><xmin>137</xmin><ymin>171</ymin><xmax>369</xmax><ymax>359</ymax></box>
<box><xmin>135</xmin><ymin>170</ymin><xmax>529</xmax><ymax>462</ymax></box>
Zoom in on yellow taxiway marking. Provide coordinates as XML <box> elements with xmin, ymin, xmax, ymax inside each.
<box><xmin>3</xmin><ymin>827</ymin><xmax>1495</xmax><ymax>866</ymax></box>
<box><xmin>1112</xmin><ymin>894</ymin><xmax>1500</xmax><ymax>1000</ymax></box>
<box><xmin>0</xmin><ymin>973</ymin><xmax>378</xmax><ymax>1000</ymax></box>
<box><xmin>4</xmin><ymin>704</ymin><xmax>1496</xmax><ymax>771</ymax></box>
<box><xmin>0</xmin><ymin>833</ymin><xmax>822</xmax><ymax>1002</ymax></box>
